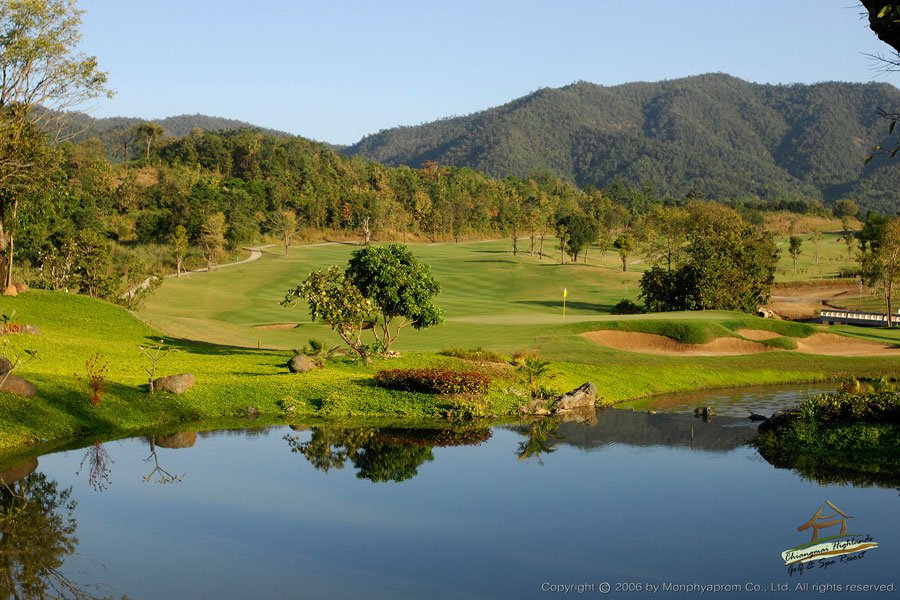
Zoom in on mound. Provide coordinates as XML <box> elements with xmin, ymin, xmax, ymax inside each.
<box><xmin>794</xmin><ymin>333</ymin><xmax>900</xmax><ymax>356</ymax></box>
<box><xmin>735</xmin><ymin>329</ymin><xmax>783</xmax><ymax>341</ymax></box>
<box><xmin>578</xmin><ymin>330</ymin><xmax>772</xmax><ymax>356</ymax></box>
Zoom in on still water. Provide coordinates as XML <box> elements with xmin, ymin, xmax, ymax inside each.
<box><xmin>1</xmin><ymin>403</ymin><xmax>897</xmax><ymax>599</ymax></box>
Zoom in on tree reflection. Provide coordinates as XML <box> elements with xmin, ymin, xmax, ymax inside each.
<box><xmin>517</xmin><ymin>419</ymin><xmax>561</xmax><ymax>465</ymax></box>
<box><xmin>143</xmin><ymin>437</ymin><xmax>186</xmax><ymax>486</ymax></box>
<box><xmin>284</xmin><ymin>426</ymin><xmax>438</xmax><ymax>483</ymax></box>
<box><xmin>0</xmin><ymin>470</ymin><xmax>114</xmax><ymax>599</ymax></box>
<box><xmin>76</xmin><ymin>442</ymin><xmax>113</xmax><ymax>492</ymax></box>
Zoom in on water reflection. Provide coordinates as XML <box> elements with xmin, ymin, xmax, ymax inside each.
<box><xmin>0</xmin><ymin>464</ymin><xmax>113</xmax><ymax>599</ymax></box>
<box><xmin>285</xmin><ymin>424</ymin><xmax>492</xmax><ymax>483</ymax></box>
<box><xmin>516</xmin><ymin>420</ymin><xmax>561</xmax><ymax>464</ymax></box>
<box><xmin>142</xmin><ymin>434</ymin><xmax>192</xmax><ymax>486</ymax></box>
<box><xmin>76</xmin><ymin>443</ymin><xmax>113</xmax><ymax>492</ymax></box>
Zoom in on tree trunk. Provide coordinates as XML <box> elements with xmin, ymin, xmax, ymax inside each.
<box><xmin>538</xmin><ymin>234</ymin><xmax>544</xmax><ymax>260</ymax></box>
<box><xmin>888</xmin><ymin>282</ymin><xmax>894</xmax><ymax>328</ymax></box>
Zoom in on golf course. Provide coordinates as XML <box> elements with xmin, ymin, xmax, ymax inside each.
<box><xmin>3</xmin><ymin>235</ymin><xmax>900</xmax><ymax>458</ymax></box>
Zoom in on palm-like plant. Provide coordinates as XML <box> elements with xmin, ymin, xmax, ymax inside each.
<box><xmin>511</xmin><ymin>352</ymin><xmax>558</xmax><ymax>399</ymax></box>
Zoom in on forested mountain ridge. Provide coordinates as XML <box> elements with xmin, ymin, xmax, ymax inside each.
<box><xmin>58</xmin><ymin>112</ymin><xmax>292</xmax><ymax>160</ymax></box>
<box><xmin>343</xmin><ymin>74</ymin><xmax>900</xmax><ymax>213</ymax></box>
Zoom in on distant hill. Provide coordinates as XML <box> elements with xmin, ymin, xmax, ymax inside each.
<box><xmin>60</xmin><ymin>112</ymin><xmax>292</xmax><ymax>160</ymax></box>
<box><xmin>343</xmin><ymin>73</ymin><xmax>900</xmax><ymax>213</ymax></box>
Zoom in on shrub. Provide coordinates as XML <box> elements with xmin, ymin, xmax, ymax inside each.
<box><xmin>611</xmin><ymin>299</ymin><xmax>644</xmax><ymax>315</ymax></box>
<box><xmin>374</xmin><ymin>368</ymin><xmax>491</xmax><ymax>395</ymax></box>
<box><xmin>77</xmin><ymin>353</ymin><xmax>108</xmax><ymax>406</ymax></box>
<box><xmin>798</xmin><ymin>390</ymin><xmax>900</xmax><ymax>424</ymax></box>
<box><xmin>439</xmin><ymin>347</ymin><xmax>506</xmax><ymax>363</ymax></box>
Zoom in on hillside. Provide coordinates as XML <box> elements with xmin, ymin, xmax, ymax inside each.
<box><xmin>59</xmin><ymin>112</ymin><xmax>292</xmax><ymax>160</ymax></box>
<box><xmin>344</xmin><ymin>74</ymin><xmax>900</xmax><ymax>213</ymax></box>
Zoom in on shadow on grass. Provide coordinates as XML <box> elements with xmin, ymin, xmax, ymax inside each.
<box><xmin>143</xmin><ymin>335</ymin><xmax>290</xmax><ymax>358</ymax></box>
<box><xmin>515</xmin><ymin>300</ymin><xmax>615</xmax><ymax>312</ymax></box>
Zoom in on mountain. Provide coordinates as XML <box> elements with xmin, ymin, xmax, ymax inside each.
<box><xmin>343</xmin><ymin>73</ymin><xmax>900</xmax><ymax>213</ymax></box>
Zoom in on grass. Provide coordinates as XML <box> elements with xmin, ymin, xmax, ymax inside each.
<box><xmin>5</xmin><ymin>239</ymin><xmax>900</xmax><ymax>456</ymax></box>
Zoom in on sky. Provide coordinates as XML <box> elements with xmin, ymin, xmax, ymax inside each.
<box><xmin>75</xmin><ymin>0</ymin><xmax>894</xmax><ymax>145</ymax></box>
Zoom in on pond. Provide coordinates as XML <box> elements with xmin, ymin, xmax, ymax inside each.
<box><xmin>1</xmin><ymin>399</ymin><xmax>897</xmax><ymax>599</ymax></box>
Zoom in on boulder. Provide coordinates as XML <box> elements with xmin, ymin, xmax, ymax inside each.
<box><xmin>0</xmin><ymin>357</ymin><xmax>12</xmax><ymax>373</ymax></box>
<box><xmin>14</xmin><ymin>282</ymin><xmax>28</xmax><ymax>294</ymax></box>
<box><xmin>0</xmin><ymin>372</ymin><xmax>35</xmax><ymax>397</ymax></box>
<box><xmin>155</xmin><ymin>432</ymin><xmax>197</xmax><ymax>449</ymax></box>
<box><xmin>247</xmin><ymin>405</ymin><xmax>259</xmax><ymax>418</ymax></box>
<box><xmin>556</xmin><ymin>406</ymin><xmax>599</xmax><ymax>425</ymax></box>
<box><xmin>2</xmin><ymin>285</ymin><xmax>16</xmax><ymax>297</ymax></box>
<box><xmin>694</xmin><ymin>406</ymin><xmax>716</xmax><ymax>419</ymax></box>
<box><xmin>19</xmin><ymin>324</ymin><xmax>41</xmax><ymax>335</ymax></box>
<box><xmin>151</xmin><ymin>373</ymin><xmax>195</xmax><ymax>394</ymax></box>
<box><xmin>290</xmin><ymin>424</ymin><xmax>310</xmax><ymax>432</ymax></box>
<box><xmin>288</xmin><ymin>354</ymin><xmax>316</xmax><ymax>373</ymax></box>
<box><xmin>555</xmin><ymin>382</ymin><xmax>598</xmax><ymax>411</ymax></box>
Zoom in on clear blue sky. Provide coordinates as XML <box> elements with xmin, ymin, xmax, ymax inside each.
<box><xmin>76</xmin><ymin>0</ymin><xmax>892</xmax><ymax>145</ymax></box>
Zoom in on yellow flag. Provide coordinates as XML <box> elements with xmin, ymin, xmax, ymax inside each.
<box><xmin>563</xmin><ymin>288</ymin><xmax>568</xmax><ymax>298</ymax></box>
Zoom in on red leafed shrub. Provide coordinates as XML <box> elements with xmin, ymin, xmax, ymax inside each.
<box><xmin>374</xmin><ymin>368</ymin><xmax>491</xmax><ymax>395</ymax></box>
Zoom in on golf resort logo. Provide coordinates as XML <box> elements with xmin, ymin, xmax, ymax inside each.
<box><xmin>782</xmin><ymin>501</ymin><xmax>878</xmax><ymax>570</ymax></box>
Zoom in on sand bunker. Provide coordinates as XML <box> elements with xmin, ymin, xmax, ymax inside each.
<box><xmin>794</xmin><ymin>333</ymin><xmax>900</xmax><ymax>356</ymax></box>
<box><xmin>578</xmin><ymin>331</ymin><xmax>772</xmax><ymax>356</ymax></box>
<box><xmin>735</xmin><ymin>328</ymin><xmax>783</xmax><ymax>341</ymax></box>
<box><xmin>581</xmin><ymin>330</ymin><xmax>900</xmax><ymax>357</ymax></box>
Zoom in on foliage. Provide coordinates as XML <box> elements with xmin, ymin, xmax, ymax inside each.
<box><xmin>511</xmin><ymin>352</ymin><xmax>558</xmax><ymax>398</ymax></box>
<box><xmin>639</xmin><ymin>202</ymin><xmax>778</xmax><ymax>314</ymax></box>
<box><xmin>858</xmin><ymin>218</ymin><xmax>900</xmax><ymax>326</ymax></box>
<box><xmin>555</xmin><ymin>212</ymin><xmax>597</xmax><ymax>261</ymax></box>
<box><xmin>444</xmin><ymin>395</ymin><xmax>493</xmax><ymax>419</ymax></box>
<box><xmin>168</xmin><ymin>224</ymin><xmax>189</xmax><ymax>277</ymax></box>
<box><xmin>76</xmin><ymin>352</ymin><xmax>108</xmax><ymax>406</ymax></box>
<box><xmin>439</xmin><ymin>347</ymin><xmax>507</xmax><ymax>363</ymax></box>
<box><xmin>374</xmin><ymin>368</ymin><xmax>491</xmax><ymax>395</ymax></box>
<box><xmin>345</xmin><ymin>244</ymin><xmax>443</xmax><ymax>352</ymax></box>
<box><xmin>611</xmin><ymin>298</ymin><xmax>644</xmax><ymax>315</ymax></box>
<box><xmin>282</xmin><ymin>266</ymin><xmax>373</xmax><ymax>360</ymax></box>
<box><xmin>613</xmin><ymin>233</ymin><xmax>634</xmax><ymax>272</ymax></box>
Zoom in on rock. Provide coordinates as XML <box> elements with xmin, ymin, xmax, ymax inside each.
<box><xmin>519</xmin><ymin>399</ymin><xmax>549</xmax><ymax>415</ymax></box>
<box><xmin>533</xmin><ymin>408</ymin><xmax>552</xmax><ymax>416</ymax></box>
<box><xmin>555</xmin><ymin>382</ymin><xmax>597</xmax><ymax>411</ymax></box>
<box><xmin>748</xmin><ymin>413</ymin><xmax>768</xmax><ymax>422</ymax></box>
<box><xmin>247</xmin><ymin>405</ymin><xmax>259</xmax><ymax>418</ymax></box>
<box><xmin>14</xmin><ymin>282</ymin><xmax>28</xmax><ymax>294</ymax></box>
<box><xmin>2</xmin><ymin>285</ymin><xmax>16</xmax><ymax>297</ymax></box>
<box><xmin>151</xmin><ymin>373</ymin><xmax>195</xmax><ymax>394</ymax></box>
<box><xmin>0</xmin><ymin>372</ymin><xmax>35</xmax><ymax>397</ymax></box>
<box><xmin>0</xmin><ymin>357</ymin><xmax>12</xmax><ymax>373</ymax></box>
<box><xmin>287</xmin><ymin>354</ymin><xmax>316</xmax><ymax>373</ymax></box>
<box><xmin>290</xmin><ymin>424</ymin><xmax>310</xmax><ymax>432</ymax></box>
<box><xmin>155</xmin><ymin>432</ymin><xmax>197</xmax><ymax>449</ymax></box>
<box><xmin>19</xmin><ymin>324</ymin><xmax>41</xmax><ymax>335</ymax></box>
<box><xmin>0</xmin><ymin>458</ymin><xmax>38</xmax><ymax>487</ymax></box>
<box><xmin>694</xmin><ymin>406</ymin><xmax>716</xmax><ymax>419</ymax></box>
<box><xmin>556</xmin><ymin>406</ymin><xmax>599</xmax><ymax>425</ymax></box>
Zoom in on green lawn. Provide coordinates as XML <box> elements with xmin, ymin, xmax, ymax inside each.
<box><xmin>4</xmin><ymin>239</ymin><xmax>900</xmax><ymax>457</ymax></box>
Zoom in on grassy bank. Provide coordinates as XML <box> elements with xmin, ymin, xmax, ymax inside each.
<box><xmin>754</xmin><ymin>389</ymin><xmax>900</xmax><ymax>488</ymax></box>
<box><xmin>4</xmin><ymin>287</ymin><xmax>900</xmax><ymax>455</ymax></box>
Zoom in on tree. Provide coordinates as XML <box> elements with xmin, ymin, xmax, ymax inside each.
<box><xmin>135</xmin><ymin>122</ymin><xmax>165</xmax><ymax>159</ymax></box>
<box><xmin>270</xmin><ymin>209</ymin><xmax>298</xmax><ymax>257</ymax></box>
<box><xmin>858</xmin><ymin>219</ymin><xmax>900</xmax><ymax>327</ymax></box>
<box><xmin>345</xmin><ymin>244</ymin><xmax>443</xmax><ymax>353</ymax></box>
<box><xmin>614</xmin><ymin>233</ymin><xmax>635</xmax><ymax>272</ymax></box>
<box><xmin>809</xmin><ymin>229</ymin><xmax>823</xmax><ymax>263</ymax></box>
<box><xmin>168</xmin><ymin>224</ymin><xmax>189</xmax><ymax>277</ymax></box>
<box><xmin>281</xmin><ymin>265</ymin><xmax>373</xmax><ymax>360</ymax></box>
<box><xmin>199</xmin><ymin>211</ymin><xmax>226</xmax><ymax>271</ymax></box>
<box><xmin>0</xmin><ymin>0</ymin><xmax>111</xmax><ymax>182</ymax></box>
<box><xmin>73</xmin><ymin>228</ymin><xmax>112</xmax><ymax>298</ymax></box>
<box><xmin>555</xmin><ymin>213</ymin><xmax>597</xmax><ymax>262</ymax></box>
<box><xmin>833</xmin><ymin>199</ymin><xmax>858</xmax><ymax>218</ymax></box>
<box><xmin>789</xmin><ymin>235</ymin><xmax>803</xmax><ymax>273</ymax></box>
<box><xmin>0</xmin><ymin>0</ymin><xmax>110</xmax><ymax>290</ymax></box>
<box><xmin>639</xmin><ymin>202</ymin><xmax>778</xmax><ymax>313</ymax></box>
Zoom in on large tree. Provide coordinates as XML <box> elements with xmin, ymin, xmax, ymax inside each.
<box><xmin>858</xmin><ymin>218</ymin><xmax>900</xmax><ymax>327</ymax></box>
<box><xmin>0</xmin><ymin>0</ymin><xmax>111</xmax><ymax>289</ymax></box>
<box><xmin>345</xmin><ymin>244</ymin><xmax>443</xmax><ymax>353</ymax></box>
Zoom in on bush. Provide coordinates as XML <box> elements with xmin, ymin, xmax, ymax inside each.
<box><xmin>439</xmin><ymin>347</ymin><xmax>507</xmax><ymax>363</ymax></box>
<box><xmin>374</xmin><ymin>368</ymin><xmax>491</xmax><ymax>395</ymax></box>
<box><xmin>611</xmin><ymin>299</ymin><xmax>644</xmax><ymax>315</ymax></box>
<box><xmin>797</xmin><ymin>391</ymin><xmax>900</xmax><ymax>424</ymax></box>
